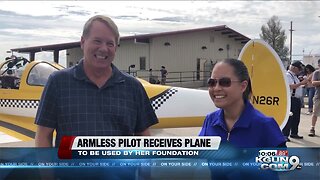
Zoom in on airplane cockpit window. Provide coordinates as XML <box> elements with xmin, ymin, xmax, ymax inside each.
<box><xmin>27</xmin><ymin>63</ymin><xmax>59</xmax><ymax>86</ymax></box>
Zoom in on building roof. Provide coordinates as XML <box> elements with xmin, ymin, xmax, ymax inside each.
<box><xmin>11</xmin><ymin>41</ymin><xmax>81</xmax><ymax>53</ymax></box>
<box><xmin>11</xmin><ymin>25</ymin><xmax>250</xmax><ymax>53</ymax></box>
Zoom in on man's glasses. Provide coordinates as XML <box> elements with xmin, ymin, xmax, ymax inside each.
<box><xmin>207</xmin><ymin>77</ymin><xmax>241</xmax><ymax>87</ymax></box>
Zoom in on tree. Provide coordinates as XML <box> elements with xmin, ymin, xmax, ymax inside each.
<box><xmin>260</xmin><ymin>16</ymin><xmax>289</xmax><ymax>65</ymax></box>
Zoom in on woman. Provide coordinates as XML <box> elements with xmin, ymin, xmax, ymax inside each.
<box><xmin>199</xmin><ymin>59</ymin><xmax>286</xmax><ymax>179</ymax></box>
<box><xmin>305</xmin><ymin>64</ymin><xmax>316</xmax><ymax>115</ymax></box>
<box><xmin>199</xmin><ymin>59</ymin><xmax>286</xmax><ymax>148</ymax></box>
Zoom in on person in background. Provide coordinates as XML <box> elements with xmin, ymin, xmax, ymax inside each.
<box><xmin>309</xmin><ymin>59</ymin><xmax>320</xmax><ymax>137</ymax></box>
<box><xmin>298</xmin><ymin>64</ymin><xmax>306</xmax><ymax>108</ymax></box>
<box><xmin>149</xmin><ymin>68</ymin><xmax>160</xmax><ymax>84</ymax></box>
<box><xmin>160</xmin><ymin>65</ymin><xmax>168</xmax><ymax>85</ymax></box>
<box><xmin>199</xmin><ymin>58</ymin><xmax>286</xmax><ymax>147</ymax></box>
<box><xmin>282</xmin><ymin>61</ymin><xmax>307</xmax><ymax>142</ymax></box>
<box><xmin>35</xmin><ymin>15</ymin><xmax>158</xmax><ymax>148</ymax></box>
<box><xmin>304</xmin><ymin>64</ymin><xmax>316</xmax><ymax>115</ymax></box>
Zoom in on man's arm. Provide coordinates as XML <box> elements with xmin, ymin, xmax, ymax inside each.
<box><xmin>312</xmin><ymin>71</ymin><xmax>320</xmax><ymax>87</ymax></box>
<box><xmin>133</xmin><ymin>79</ymin><xmax>159</xmax><ymax>135</ymax></box>
<box><xmin>289</xmin><ymin>78</ymin><xmax>307</xmax><ymax>89</ymax></box>
<box><xmin>35</xmin><ymin>125</ymin><xmax>56</xmax><ymax>180</ymax></box>
<box><xmin>312</xmin><ymin>81</ymin><xmax>320</xmax><ymax>87</ymax></box>
<box><xmin>35</xmin><ymin>125</ymin><xmax>54</xmax><ymax>147</ymax></box>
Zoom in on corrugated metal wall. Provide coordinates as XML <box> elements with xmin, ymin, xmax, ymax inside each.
<box><xmin>303</xmin><ymin>55</ymin><xmax>320</xmax><ymax>68</ymax></box>
<box><xmin>114</xmin><ymin>40</ymin><xmax>150</xmax><ymax>71</ymax></box>
<box><xmin>66</xmin><ymin>48</ymin><xmax>83</xmax><ymax>66</ymax></box>
<box><xmin>66</xmin><ymin>29</ymin><xmax>245</xmax><ymax>75</ymax></box>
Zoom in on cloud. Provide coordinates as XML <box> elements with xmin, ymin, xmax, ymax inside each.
<box><xmin>114</xmin><ymin>15</ymin><xmax>141</xmax><ymax>20</ymax></box>
<box><xmin>0</xmin><ymin>1</ymin><xmax>319</xmax><ymax>62</ymax></box>
<box><xmin>0</xmin><ymin>8</ymin><xmax>82</xmax><ymax>39</ymax></box>
<box><xmin>0</xmin><ymin>7</ymin><xmax>83</xmax><ymax>61</ymax></box>
<box><xmin>0</xmin><ymin>10</ymin><xmax>65</xmax><ymax>30</ymax></box>
<box><xmin>152</xmin><ymin>16</ymin><xmax>190</xmax><ymax>23</ymax></box>
<box><xmin>54</xmin><ymin>4</ymin><xmax>91</xmax><ymax>16</ymax></box>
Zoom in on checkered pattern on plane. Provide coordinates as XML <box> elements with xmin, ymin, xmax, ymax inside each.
<box><xmin>0</xmin><ymin>99</ymin><xmax>39</xmax><ymax>109</ymax></box>
<box><xmin>151</xmin><ymin>88</ymin><xmax>178</xmax><ymax>110</ymax></box>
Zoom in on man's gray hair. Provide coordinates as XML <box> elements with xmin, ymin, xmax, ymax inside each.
<box><xmin>82</xmin><ymin>15</ymin><xmax>120</xmax><ymax>45</ymax></box>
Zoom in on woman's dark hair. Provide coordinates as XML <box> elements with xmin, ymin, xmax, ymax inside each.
<box><xmin>305</xmin><ymin>64</ymin><xmax>315</xmax><ymax>73</ymax></box>
<box><xmin>217</xmin><ymin>58</ymin><xmax>252</xmax><ymax>101</ymax></box>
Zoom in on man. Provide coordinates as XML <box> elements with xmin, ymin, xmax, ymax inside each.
<box><xmin>35</xmin><ymin>15</ymin><xmax>158</xmax><ymax>148</ymax></box>
<box><xmin>309</xmin><ymin>59</ymin><xmax>320</xmax><ymax>136</ymax></box>
<box><xmin>160</xmin><ymin>66</ymin><xmax>168</xmax><ymax>85</ymax></box>
<box><xmin>282</xmin><ymin>61</ymin><xmax>307</xmax><ymax>142</ymax></box>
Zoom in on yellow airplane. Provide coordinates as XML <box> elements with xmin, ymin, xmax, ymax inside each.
<box><xmin>0</xmin><ymin>57</ymin><xmax>215</xmax><ymax>143</ymax></box>
<box><xmin>0</xmin><ymin>39</ymin><xmax>290</xmax><ymax>144</ymax></box>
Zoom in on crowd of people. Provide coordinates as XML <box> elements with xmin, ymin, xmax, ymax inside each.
<box><xmin>284</xmin><ymin>60</ymin><xmax>319</xmax><ymax>139</ymax></box>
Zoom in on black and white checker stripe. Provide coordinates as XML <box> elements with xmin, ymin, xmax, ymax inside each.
<box><xmin>0</xmin><ymin>99</ymin><xmax>39</xmax><ymax>109</ymax></box>
<box><xmin>151</xmin><ymin>88</ymin><xmax>178</xmax><ymax>110</ymax></box>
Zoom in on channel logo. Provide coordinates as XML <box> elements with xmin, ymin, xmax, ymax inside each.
<box><xmin>255</xmin><ymin>150</ymin><xmax>302</xmax><ymax>171</ymax></box>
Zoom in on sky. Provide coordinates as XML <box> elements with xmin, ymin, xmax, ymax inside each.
<box><xmin>0</xmin><ymin>1</ymin><xmax>319</xmax><ymax>66</ymax></box>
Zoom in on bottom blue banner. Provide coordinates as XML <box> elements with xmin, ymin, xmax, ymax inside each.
<box><xmin>0</xmin><ymin>147</ymin><xmax>319</xmax><ymax>180</ymax></box>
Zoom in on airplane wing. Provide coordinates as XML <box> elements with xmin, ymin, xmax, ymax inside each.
<box><xmin>0</xmin><ymin>114</ymin><xmax>35</xmax><ymax>144</ymax></box>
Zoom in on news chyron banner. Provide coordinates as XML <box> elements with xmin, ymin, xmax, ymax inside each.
<box><xmin>58</xmin><ymin>136</ymin><xmax>221</xmax><ymax>159</ymax></box>
<box><xmin>1</xmin><ymin>146</ymin><xmax>319</xmax><ymax>179</ymax></box>
<box><xmin>239</xmin><ymin>39</ymin><xmax>290</xmax><ymax>129</ymax></box>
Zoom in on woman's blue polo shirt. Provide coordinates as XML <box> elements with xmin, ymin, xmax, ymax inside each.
<box><xmin>199</xmin><ymin>101</ymin><xmax>286</xmax><ymax>148</ymax></box>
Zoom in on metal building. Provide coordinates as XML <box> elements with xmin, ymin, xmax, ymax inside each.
<box><xmin>11</xmin><ymin>25</ymin><xmax>250</xmax><ymax>86</ymax></box>
<box><xmin>303</xmin><ymin>55</ymin><xmax>320</xmax><ymax>68</ymax></box>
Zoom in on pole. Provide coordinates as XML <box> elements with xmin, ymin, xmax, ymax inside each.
<box><xmin>289</xmin><ymin>21</ymin><xmax>294</xmax><ymax>63</ymax></box>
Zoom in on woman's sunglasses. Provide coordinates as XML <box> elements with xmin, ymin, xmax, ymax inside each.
<box><xmin>207</xmin><ymin>77</ymin><xmax>241</xmax><ymax>87</ymax></box>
